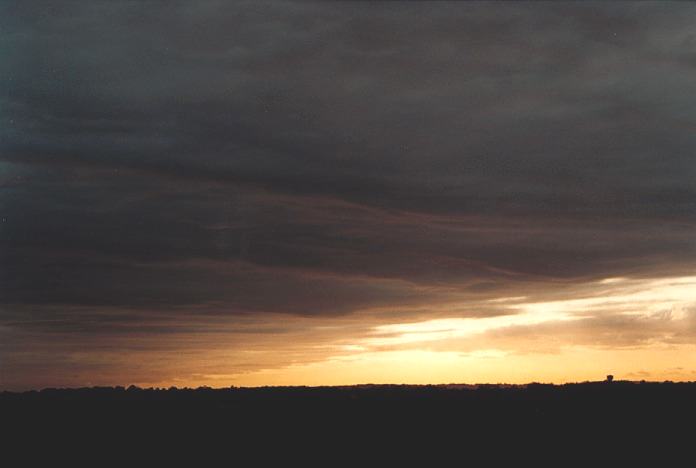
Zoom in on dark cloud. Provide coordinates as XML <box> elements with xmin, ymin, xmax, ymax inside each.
<box><xmin>2</xmin><ymin>1</ymin><xmax>696</xmax><ymax>388</ymax></box>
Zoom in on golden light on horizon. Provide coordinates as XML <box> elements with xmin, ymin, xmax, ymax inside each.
<box><xmin>127</xmin><ymin>274</ymin><xmax>696</xmax><ymax>390</ymax></box>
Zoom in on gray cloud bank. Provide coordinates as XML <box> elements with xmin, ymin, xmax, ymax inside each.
<box><xmin>1</xmin><ymin>1</ymin><xmax>696</xmax><ymax>387</ymax></box>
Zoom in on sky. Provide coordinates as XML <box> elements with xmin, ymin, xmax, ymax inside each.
<box><xmin>2</xmin><ymin>1</ymin><xmax>696</xmax><ymax>390</ymax></box>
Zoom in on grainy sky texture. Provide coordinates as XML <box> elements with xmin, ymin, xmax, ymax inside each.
<box><xmin>2</xmin><ymin>1</ymin><xmax>696</xmax><ymax>390</ymax></box>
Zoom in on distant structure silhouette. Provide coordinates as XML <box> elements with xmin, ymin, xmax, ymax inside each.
<box><xmin>606</xmin><ymin>375</ymin><xmax>614</xmax><ymax>383</ymax></box>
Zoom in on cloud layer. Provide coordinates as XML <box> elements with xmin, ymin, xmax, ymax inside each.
<box><xmin>2</xmin><ymin>2</ymin><xmax>696</xmax><ymax>389</ymax></box>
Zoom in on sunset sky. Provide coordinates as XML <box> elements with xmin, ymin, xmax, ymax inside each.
<box><xmin>2</xmin><ymin>2</ymin><xmax>696</xmax><ymax>390</ymax></box>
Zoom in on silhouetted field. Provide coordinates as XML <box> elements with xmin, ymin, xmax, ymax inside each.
<box><xmin>2</xmin><ymin>381</ymin><xmax>694</xmax><ymax>462</ymax></box>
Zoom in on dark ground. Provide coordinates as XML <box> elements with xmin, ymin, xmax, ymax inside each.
<box><xmin>2</xmin><ymin>381</ymin><xmax>694</xmax><ymax>463</ymax></box>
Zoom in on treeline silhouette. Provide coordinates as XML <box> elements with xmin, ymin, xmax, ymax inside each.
<box><xmin>2</xmin><ymin>381</ymin><xmax>694</xmax><ymax>462</ymax></box>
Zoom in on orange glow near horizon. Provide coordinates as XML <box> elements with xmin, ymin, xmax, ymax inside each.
<box><xmin>120</xmin><ymin>274</ymin><xmax>696</xmax><ymax>390</ymax></box>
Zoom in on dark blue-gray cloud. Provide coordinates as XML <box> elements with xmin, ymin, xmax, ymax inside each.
<box><xmin>2</xmin><ymin>1</ymin><xmax>696</xmax><ymax>388</ymax></box>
